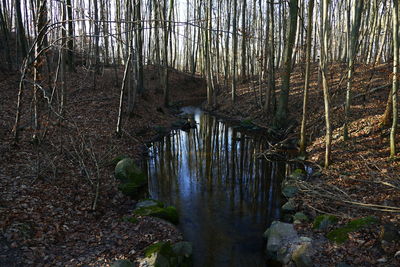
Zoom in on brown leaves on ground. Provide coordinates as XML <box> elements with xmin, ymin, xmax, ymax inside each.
<box><xmin>215</xmin><ymin>62</ymin><xmax>400</xmax><ymax>266</ymax></box>
<box><xmin>0</xmin><ymin>66</ymin><xmax>205</xmax><ymax>266</ymax></box>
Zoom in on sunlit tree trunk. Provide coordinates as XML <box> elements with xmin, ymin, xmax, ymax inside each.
<box><xmin>299</xmin><ymin>0</ymin><xmax>314</xmax><ymax>155</ymax></box>
<box><xmin>320</xmin><ymin>0</ymin><xmax>332</xmax><ymax>167</ymax></box>
<box><xmin>390</xmin><ymin>0</ymin><xmax>399</xmax><ymax>158</ymax></box>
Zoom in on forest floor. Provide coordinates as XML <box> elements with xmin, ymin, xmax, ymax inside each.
<box><xmin>1</xmin><ymin>61</ymin><xmax>400</xmax><ymax>266</ymax></box>
<box><xmin>0</xmin><ymin>65</ymin><xmax>206</xmax><ymax>266</ymax></box>
<box><xmin>215</xmin><ymin>62</ymin><xmax>400</xmax><ymax>266</ymax></box>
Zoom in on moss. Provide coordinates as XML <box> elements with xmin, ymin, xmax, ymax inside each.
<box><xmin>118</xmin><ymin>182</ymin><xmax>140</xmax><ymax>197</ymax></box>
<box><xmin>144</xmin><ymin>241</ymin><xmax>175</xmax><ymax>258</ymax></box>
<box><xmin>327</xmin><ymin>216</ymin><xmax>378</xmax><ymax>244</ymax></box>
<box><xmin>134</xmin><ymin>205</ymin><xmax>179</xmax><ymax>224</ymax></box>
<box><xmin>313</xmin><ymin>215</ymin><xmax>338</xmax><ymax>230</ymax></box>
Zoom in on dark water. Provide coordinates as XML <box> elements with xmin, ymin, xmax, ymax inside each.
<box><xmin>146</xmin><ymin>107</ymin><xmax>288</xmax><ymax>267</ymax></box>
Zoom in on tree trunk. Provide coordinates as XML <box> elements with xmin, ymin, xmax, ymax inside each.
<box><xmin>275</xmin><ymin>0</ymin><xmax>299</xmax><ymax>128</ymax></box>
<box><xmin>343</xmin><ymin>0</ymin><xmax>364</xmax><ymax>140</ymax></box>
<box><xmin>320</xmin><ymin>0</ymin><xmax>332</xmax><ymax>168</ymax></box>
<box><xmin>299</xmin><ymin>0</ymin><xmax>314</xmax><ymax>155</ymax></box>
<box><xmin>390</xmin><ymin>0</ymin><xmax>399</xmax><ymax>158</ymax></box>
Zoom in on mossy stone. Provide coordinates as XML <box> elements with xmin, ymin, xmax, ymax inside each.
<box><xmin>142</xmin><ymin>241</ymin><xmax>192</xmax><ymax>267</ymax></box>
<box><xmin>327</xmin><ymin>216</ymin><xmax>378</xmax><ymax>244</ymax></box>
<box><xmin>134</xmin><ymin>205</ymin><xmax>179</xmax><ymax>225</ymax></box>
<box><xmin>115</xmin><ymin>158</ymin><xmax>147</xmax><ymax>185</ymax></box>
<box><xmin>313</xmin><ymin>215</ymin><xmax>338</xmax><ymax>230</ymax></box>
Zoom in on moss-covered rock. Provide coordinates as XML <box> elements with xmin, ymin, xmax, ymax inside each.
<box><xmin>327</xmin><ymin>216</ymin><xmax>378</xmax><ymax>244</ymax></box>
<box><xmin>134</xmin><ymin>205</ymin><xmax>179</xmax><ymax>225</ymax></box>
<box><xmin>139</xmin><ymin>241</ymin><xmax>192</xmax><ymax>267</ymax></box>
<box><xmin>115</xmin><ymin>158</ymin><xmax>147</xmax><ymax>198</ymax></box>
<box><xmin>115</xmin><ymin>158</ymin><xmax>147</xmax><ymax>184</ymax></box>
<box><xmin>313</xmin><ymin>215</ymin><xmax>338</xmax><ymax>230</ymax></box>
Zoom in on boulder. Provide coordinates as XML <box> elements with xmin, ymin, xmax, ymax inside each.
<box><xmin>264</xmin><ymin>221</ymin><xmax>315</xmax><ymax>266</ymax></box>
<box><xmin>138</xmin><ymin>241</ymin><xmax>192</xmax><ymax>267</ymax></box>
<box><xmin>281</xmin><ymin>179</ymin><xmax>299</xmax><ymax>198</ymax></box>
<box><xmin>134</xmin><ymin>205</ymin><xmax>179</xmax><ymax>225</ymax></box>
<box><xmin>115</xmin><ymin>158</ymin><xmax>147</xmax><ymax>198</ymax></box>
<box><xmin>264</xmin><ymin>221</ymin><xmax>298</xmax><ymax>257</ymax></box>
<box><xmin>115</xmin><ymin>158</ymin><xmax>147</xmax><ymax>184</ymax></box>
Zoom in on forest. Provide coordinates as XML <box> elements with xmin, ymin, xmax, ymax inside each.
<box><xmin>0</xmin><ymin>0</ymin><xmax>400</xmax><ymax>266</ymax></box>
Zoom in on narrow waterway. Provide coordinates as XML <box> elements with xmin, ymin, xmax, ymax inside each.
<box><xmin>147</xmin><ymin>107</ymin><xmax>287</xmax><ymax>267</ymax></box>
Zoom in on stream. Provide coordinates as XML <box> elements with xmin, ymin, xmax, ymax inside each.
<box><xmin>146</xmin><ymin>107</ymin><xmax>289</xmax><ymax>267</ymax></box>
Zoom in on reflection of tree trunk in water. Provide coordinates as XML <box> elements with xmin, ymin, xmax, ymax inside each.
<box><xmin>224</xmin><ymin>124</ymin><xmax>230</xmax><ymax>180</ymax></box>
<box><xmin>205</xmin><ymin>115</ymin><xmax>212</xmax><ymax>190</ymax></box>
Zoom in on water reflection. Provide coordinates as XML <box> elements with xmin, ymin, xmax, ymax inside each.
<box><xmin>147</xmin><ymin>107</ymin><xmax>286</xmax><ymax>267</ymax></box>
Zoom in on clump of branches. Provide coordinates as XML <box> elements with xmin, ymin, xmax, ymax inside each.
<box><xmin>63</xmin><ymin>125</ymin><xmax>116</xmax><ymax>211</ymax></box>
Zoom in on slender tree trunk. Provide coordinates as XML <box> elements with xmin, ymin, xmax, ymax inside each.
<box><xmin>299</xmin><ymin>0</ymin><xmax>314</xmax><ymax>155</ymax></box>
<box><xmin>116</xmin><ymin>53</ymin><xmax>132</xmax><ymax>136</ymax></box>
<box><xmin>66</xmin><ymin>0</ymin><xmax>75</xmax><ymax>72</ymax></box>
<box><xmin>240</xmin><ymin>0</ymin><xmax>246</xmax><ymax>79</ymax></box>
<box><xmin>320</xmin><ymin>0</ymin><xmax>332</xmax><ymax>168</ymax></box>
<box><xmin>390</xmin><ymin>0</ymin><xmax>399</xmax><ymax>158</ymax></box>
<box><xmin>231</xmin><ymin>0</ymin><xmax>238</xmax><ymax>102</ymax></box>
